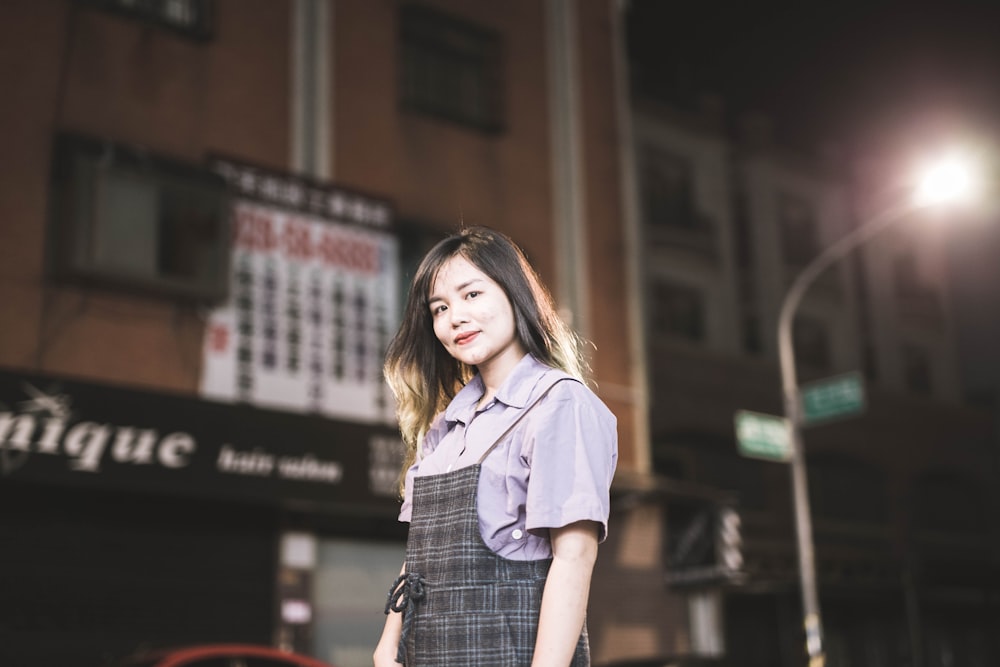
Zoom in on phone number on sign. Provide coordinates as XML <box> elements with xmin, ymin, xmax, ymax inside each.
<box><xmin>232</xmin><ymin>207</ymin><xmax>381</xmax><ymax>273</ymax></box>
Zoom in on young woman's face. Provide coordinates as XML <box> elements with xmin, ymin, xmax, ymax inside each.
<box><xmin>428</xmin><ymin>254</ymin><xmax>526</xmax><ymax>378</ymax></box>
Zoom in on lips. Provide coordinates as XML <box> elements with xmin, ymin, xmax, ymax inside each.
<box><xmin>454</xmin><ymin>331</ymin><xmax>479</xmax><ymax>345</ymax></box>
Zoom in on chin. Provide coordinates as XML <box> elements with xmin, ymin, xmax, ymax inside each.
<box><xmin>455</xmin><ymin>350</ymin><xmax>488</xmax><ymax>367</ymax></box>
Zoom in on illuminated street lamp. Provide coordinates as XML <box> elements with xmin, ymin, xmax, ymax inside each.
<box><xmin>777</xmin><ymin>152</ymin><xmax>980</xmax><ymax>667</ymax></box>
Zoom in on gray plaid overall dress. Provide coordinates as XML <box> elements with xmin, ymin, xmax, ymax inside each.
<box><xmin>386</xmin><ymin>378</ymin><xmax>590</xmax><ymax>666</ymax></box>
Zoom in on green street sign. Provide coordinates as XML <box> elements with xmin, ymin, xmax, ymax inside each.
<box><xmin>734</xmin><ymin>410</ymin><xmax>791</xmax><ymax>462</ymax></box>
<box><xmin>801</xmin><ymin>371</ymin><xmax>865</xmax><ymax>426</ymax></box>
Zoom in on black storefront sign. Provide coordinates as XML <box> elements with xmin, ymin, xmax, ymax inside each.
<box><xmin>0</xmin><ymin>368</ymin><xmax>404</xmax><ymax>516</ymax></box>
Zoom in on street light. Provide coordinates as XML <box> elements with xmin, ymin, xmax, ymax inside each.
<box><xmin>776</xmin><ymin>153</ymin><xmax>980</xmax><ymax>667</ymax></box>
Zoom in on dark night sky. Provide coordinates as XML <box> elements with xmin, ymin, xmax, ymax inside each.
<box><xmin>626</xmin><ymin>1</ymin><xmax>1000</xmax><ymax>400</ymax></box>
<box><xmin>626</xmin><ymin>1</ymin><xmax>1000</xmax><ymax>153</ymax></box>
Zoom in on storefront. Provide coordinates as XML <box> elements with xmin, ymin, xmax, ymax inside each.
<box><xmin>0</xmin><ymin>368</ymin><xmax>408</xmax><ymax>667</ymax></box>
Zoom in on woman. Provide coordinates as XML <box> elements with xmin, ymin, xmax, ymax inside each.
<box><xmin>374</xmin><ymin>226</ymin><xmax>617</xmax><ymax>667</ymax></box>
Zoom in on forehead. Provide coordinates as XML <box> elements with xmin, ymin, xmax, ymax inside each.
<box><xmin>430</xmin><ymin>254</ymin><xmax>491</xmax><ymax>293</ymax></box>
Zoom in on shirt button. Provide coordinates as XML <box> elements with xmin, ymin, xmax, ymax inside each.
<box><xmin>512</xmin><ymin>529</ymin><xmax>523</xmax><ymax>540</ymax></box>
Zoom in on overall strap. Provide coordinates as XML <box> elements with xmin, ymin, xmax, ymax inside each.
<box><xmin>476</xmin><ymin>375</ymin><xmax>573</xmax><ymax>464</ymax></box>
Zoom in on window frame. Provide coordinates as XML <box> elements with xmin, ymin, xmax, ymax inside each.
<box><xmin>398</xmin><ymin>3</ymin><xmax>505</xmax><ymax>133</ymax></box>
<box><xmin>638</xmin><ymin>145</ymin><xmax>717</xmax><ymax>255</ymax></box>
<box><xmin>648</xmin><ymin>279</ymin><xmax>706</xmax><ymax>341</ymax></box>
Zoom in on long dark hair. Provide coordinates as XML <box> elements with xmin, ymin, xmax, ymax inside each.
<box><xmin>384</xmin><ymin>226</ymin><xmax>587</xmax><ymax>482</ymax></box>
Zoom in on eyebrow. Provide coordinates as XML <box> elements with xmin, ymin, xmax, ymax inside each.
<box><xmin>428</xmin><ymin>278</ymin><xmax>485</xmax><ymax>305</ymax></box>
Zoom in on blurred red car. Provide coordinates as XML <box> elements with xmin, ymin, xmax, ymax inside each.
<box><xmin>598</xmin><ymin>657</ymin><xmax>727</xmax><ymax>667</ymax></box>
<box><xmin>110</xmin><ymin>644</ymin><xmax>337</xmax><ymax>667</ymax></box>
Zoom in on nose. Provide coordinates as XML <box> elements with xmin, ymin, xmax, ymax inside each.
<box><xmin>449</xmin><ymin>302</ymin><xmax>470</xmax><ymax>326</ymax></box>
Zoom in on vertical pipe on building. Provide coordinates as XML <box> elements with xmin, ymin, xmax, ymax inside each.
<box><xmin>292</xmin><ymin>0</ymin><xmax>332</xmax><ymax>179</ymax></box>
<box><xmin>609</xmin><ymin>0</ymin><xmax>651</xmax><ymax>474</ymax></box>
<box><xmin>285</xmin><ymin>0</ymin><xmax>330</xmax><ymax>652</ymax></box>
<box><xmin>546</xmin><ymin>0</ymin><xmax>591</xmax><ymax>338</ymax></box>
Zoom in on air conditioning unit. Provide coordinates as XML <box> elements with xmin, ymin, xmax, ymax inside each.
<box><xmin>48</xmin><ymin>132</ymin><xmax>231</xmax><ymax>303</ymax></box>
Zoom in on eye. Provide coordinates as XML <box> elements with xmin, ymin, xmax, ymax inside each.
<box><xmin>430</xmin><ymin>303</ymin><xmax>447</xmax><ymax>316</ymax></box>
<box><xmin>466</xmin><ymin>291</ymin><xmax>481</xmax><ymax>300</ymax></box>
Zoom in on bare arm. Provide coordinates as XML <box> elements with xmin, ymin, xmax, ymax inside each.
<box><xmin>373</xmin><ymin>562</ymin><xmax>406</xmax><ymax>667</ymax></box>
<box><xmin>531</xmin><ymin>521</ymin><xmax>599</xmax><ymax>667</ymax></box>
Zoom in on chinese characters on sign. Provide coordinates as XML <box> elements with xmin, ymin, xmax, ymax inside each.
<box><xmin>201</xmin><ymin>159</ymin><xmax>398</xmax><ymax>424</ymax></box>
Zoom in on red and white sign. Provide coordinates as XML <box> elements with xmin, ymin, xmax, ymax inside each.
<box><xmin>200</xmin><ymin>165</ymin><xmax>398</xmax><ymax>425</ymax></box>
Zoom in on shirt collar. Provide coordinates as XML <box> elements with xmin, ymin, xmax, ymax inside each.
<box><xmin>444</xmin><ymin>374</ymin><xmax>484</xmax><ymax>425</ymax></box>
<box><xmin>443</xmin><ymin>354</ymin><xmax>552</xmax><ymax>424</ymax></box>
<box><xmin>495</xmin><ymin>354</ymin><xmax>550</xmax><ymax>408</ymax></box>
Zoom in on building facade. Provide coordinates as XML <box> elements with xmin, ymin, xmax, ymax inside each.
<box><xmin>632</xmin><ymin>96</ymin><xmax>999</xmax><ymax>666</ymax></box>
<box><xmin>0</xmin><ymin>1</ymin><xmax>664</xmax><ymax>666</ymax></box>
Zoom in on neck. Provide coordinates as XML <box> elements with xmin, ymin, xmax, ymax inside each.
<box><xmin>476</xmin><ymin>369</ymin><xmax>502</xmax><ymax>408</ymax></box>
<box><xmin>475</xmin><ymin>351</ymin><xmax>527</xmax><ymax>405</ymax></box>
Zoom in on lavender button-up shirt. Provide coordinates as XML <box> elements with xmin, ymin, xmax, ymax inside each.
<box><xmin>399</xmin><ymin>354</ymin><xmax>618</xmax><ymax>560</ymax></box>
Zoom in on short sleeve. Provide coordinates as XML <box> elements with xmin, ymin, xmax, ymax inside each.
<box><xmin>523</xmin><ymin>382</ymin><xmax>618</xmax><ymax>542</ymax></box>
<box><xmin>398</xmin><ymin>412</ymin><xmax>448</xmax><ymax>523</ymax></box>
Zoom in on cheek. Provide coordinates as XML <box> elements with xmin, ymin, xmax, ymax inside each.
<box><xmin>498</xmin><ymin>304</ymin><xmax>517</xmax><ymax>333</ymax></box>
<box><xmin>477</xmin><ymin>298</ymin><xmax>506</xmax><ymax>324</ymax></box>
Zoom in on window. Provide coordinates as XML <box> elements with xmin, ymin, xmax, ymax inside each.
<box><xmin>49</xmin><ymin>133</ymin><xmax>230</xmax><ymax>302</ymax></box>
<box><xmin>399</xmin><ymin>4</ymin><xmax>504</xmax><ymax>132</ymax></box>
<box><xmin>640</xmin><ymin>147</ymin><xmax>700</xmax><ymax>229</ymax></box>
<box><xmin>649</xmin><ymin>280</ymin><xmax>704</xmax><ymax>341</ymax></box>
<box><xmin>639</xmin><ymin>146</ymin><xmax>716</xmax><ymax>255</ymax></box>
<box><xmin>778</xmin><ymin>193</ymin><xmax>819</xmax><ymax>266</ymax></box>
<box><xmin>79</xmin><ymin>0</ymin><xmax>215</xmax><ymax>39</ymax></box>
<box><xmin>793</xmin><ymin>317</ymin><xmax>831</xmax><ymax>370</ymax></box>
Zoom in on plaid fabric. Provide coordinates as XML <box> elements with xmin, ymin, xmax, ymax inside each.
<box><xmin>399</xmin><ymin>464</ymin><xmax>590</xmax><ymax>666</ymax></box>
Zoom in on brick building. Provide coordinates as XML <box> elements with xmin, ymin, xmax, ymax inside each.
<box><xmin>0</xmin><ymin>1</ymin><xmax>671</xmax><ymax>666</ymax></box>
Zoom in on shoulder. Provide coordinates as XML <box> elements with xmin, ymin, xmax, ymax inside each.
<box><xmin>541</xmin><ymin>376</ymin><xmax>616</xmax><ymax>423</ymax></box>
<box><xmin>512</xmin><ymin>357</ymin><xmax>616</xmax><ymax>427</ymax></box>
<box><xmin>521</xmin><ymin>373</ymin><xmax>618</xmax><ymax>468</ymax></box>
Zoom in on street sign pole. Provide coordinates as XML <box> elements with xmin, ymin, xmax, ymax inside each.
<box><xmin>771</xmin><ymin>161</ymin><xmax>967</xmax><ymax>667</ymax></box>
<box><xmin>784</xmin><ymin>387</ymin><xmax>823</xmax><ymax>666</ymax></box>
<box><xmin>735</xmin><ymin>401</ymin><xmax>822</xmax><ymax>664</ymax></box>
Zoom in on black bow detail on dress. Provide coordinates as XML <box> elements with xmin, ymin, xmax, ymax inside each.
<box><xmin>385</xmin><ymin>571</ymin><xmax>427</xmax><ymax>663</ymax></box>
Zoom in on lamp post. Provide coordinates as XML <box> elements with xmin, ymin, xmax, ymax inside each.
<box><xmin>776</xmin><ymin>153</ymin><xmax>978</xmax><ymax>667</ymax></box>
